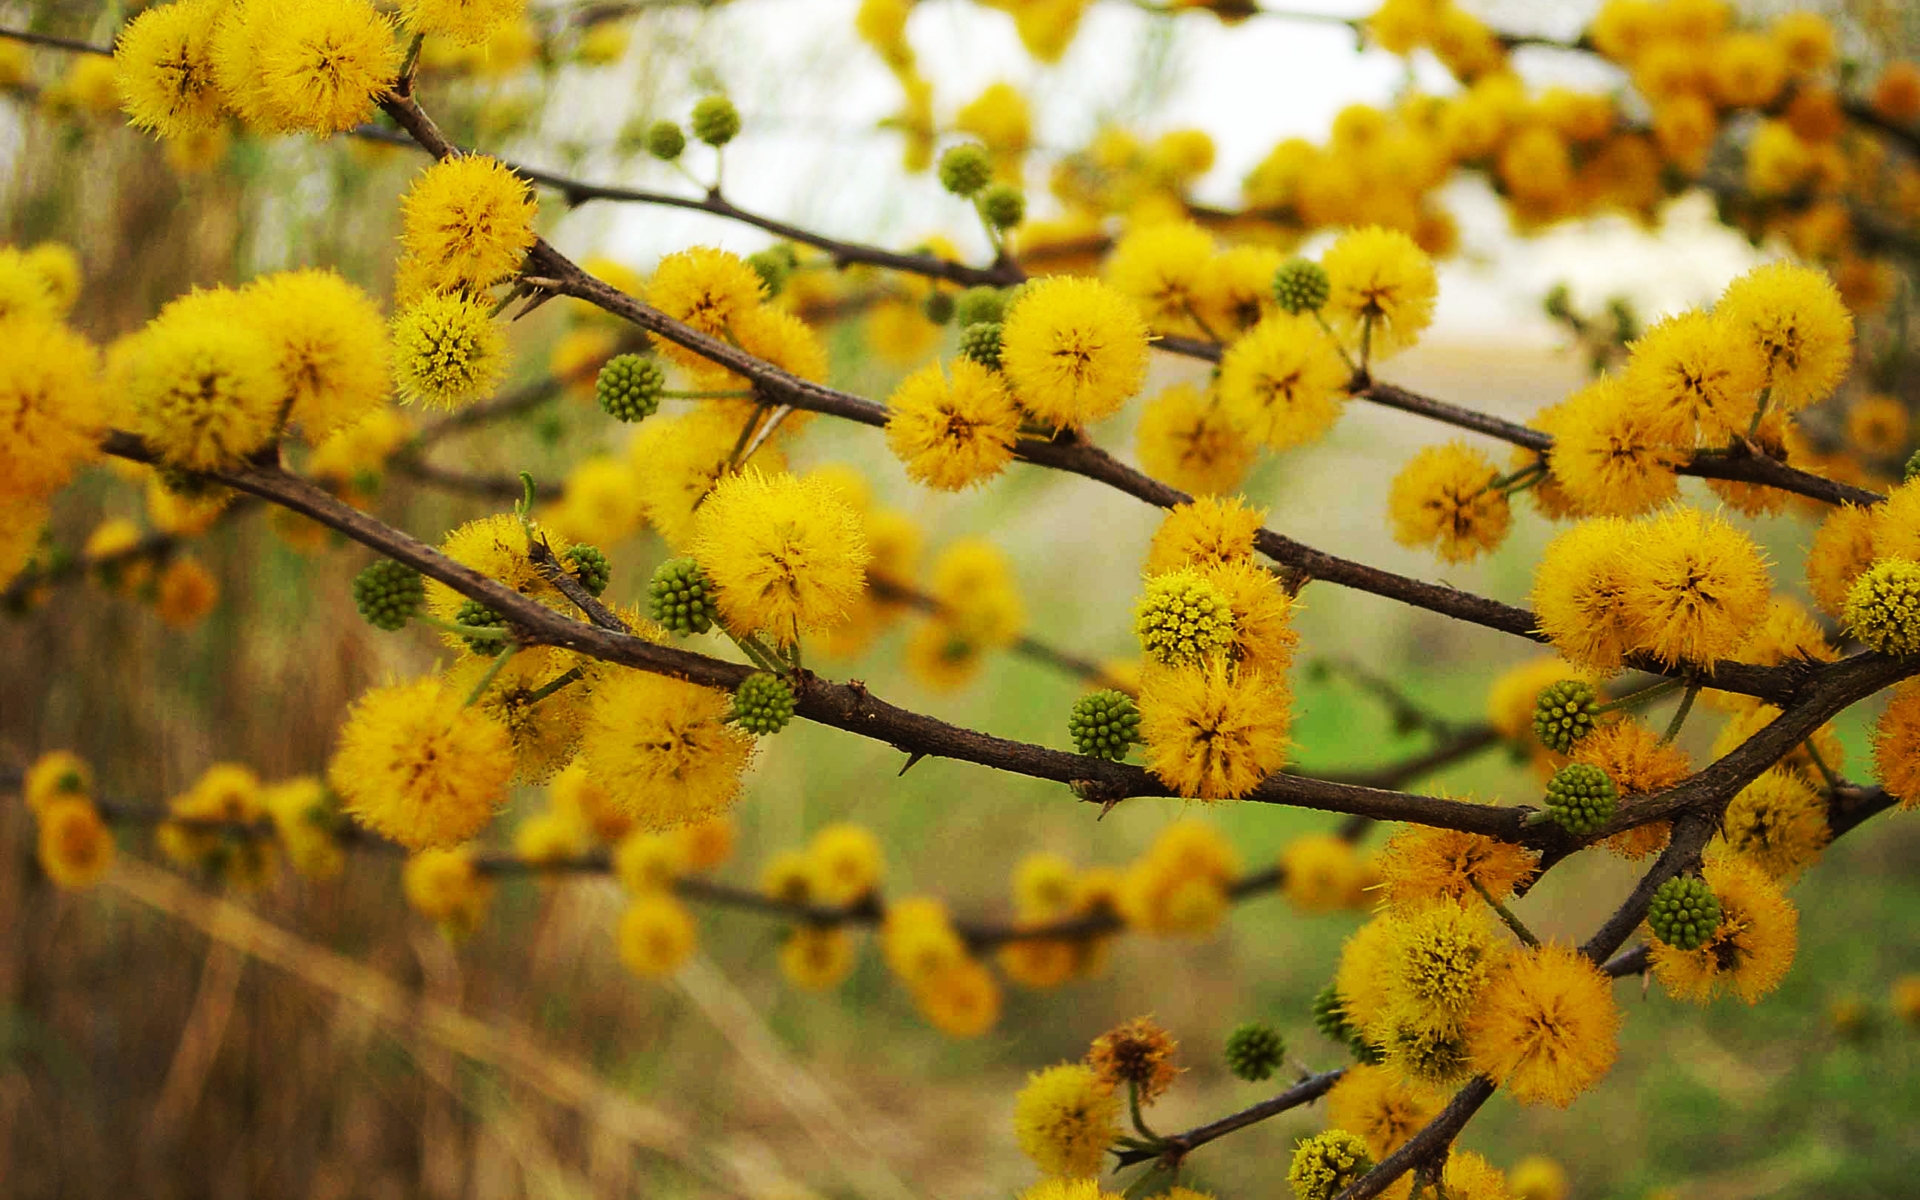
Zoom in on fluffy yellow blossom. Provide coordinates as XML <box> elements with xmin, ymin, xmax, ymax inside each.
<box><xmin>644</xmin><ymin>247</ymin><xmax>767</xmax><ymax>370</ymax></box>
<box><xmin>914</xmin><ymin>957</ymin><xmax>1002</xmax><ymax>1036</ymax></box>
<box><xmin>263</xmin><ymin>776</ymin><xmax>345</xmax><ymax>879</ymax></box>
<box><xmin>155</xmin><ymin>556</ymin><xmax>219</xmax><ymax>628</ymax></box>
<box><xmin>448</xmin><ymin>652</ymin><xmax>593</xmax><ymax>784</ymax></box>
<box><xmin>929</xmin><ymin>537</ymin><xmax>1025</xmax><ymax>648</ymax></box>
<box><xmin>0</xmin><ymin>316</ymin><xmax>104</xmax><ymax>503</ymax></box>
<box><xmin>1622</xmin><ymin>310</ymin><xmax>1767</xmax><ymax>445</ymax></box>
<box><xmin>1547</xmin><ymin>375</ymin><xmax>1681</xmax><ymax>517</ymax></box>
<box><xmin>1325</xmin><ymin>1063</ymin><xmax>1442</xmax><ymax>1160</ymax></box>
<box><xmin>808</xmin><ymin>823</ymin><xmax>884</xmax><ymax>905</ymax></box>
<box><xmin>1289</xmin><ymin>1129</ymin><xmax>1374</xmax><ymax>1200</ymax></box>
<box><xmin>129</xmin><ymin>310</ymin><xmax>282</xmax><ymax>473</ymax></box>
<box><xmin>1203</xmin><ymin>559</ymin><xmax>1298</xmax><ymax>673</ymax></box>
<box><xmin>400</xmin><ymin>155</ymin><xmax>537</xmax><ymax>295</ymax></box>
<box><xmin>0</xmin><ymin>247</ymin><xmax>64</xmax><ymax>323</ymax></box>
<box><xmin>542</xmin><ymin>455</ymin><xmax>646</xmax><ymax>547</ymax></box>
<box><xmin>1715</xmin><ymin>261</ymin><xmax>1853</xmax><ymax>412</ymax></box>
<box><xmin>1872</xmin><ymin>681</ymin><xmax>1920</xmax><ymax>809</ymax></box>
<box><xmin>884</xmin><ymin>357</ymin><xmax>1021</xmax><ymax>490</ymax></box>
<box><xmin>1375</xmin><ymin>819</ymin><xmax>1539</xmax><ymax>907</ymax></box>
<box><xmin>25</xmin><ymin>750</ymin><xmax>93</xmax><ymax>813</ymax></box>
<box><xmin>1215</xmin><ymin>311</ymin><xmax>1350</xmax><ymax>450</ymax></box>
<box><xmin>1195</xmin><ymin>244</ymin><xmax>1284</xmax><ymax>337</ymax></box>
<box><xmin>579</xmin><ymin>669</ymin><xmax>755</xmax><ymax>830</ymax></box>
<box><xmin>1138</xmin><ymin>659</ymin><xmax>1290</xmax><ymax>798</ymax></box>
<box><xmin>113</xmin><ymin>0</ymin><xmax>226</xmax><ymax>140</ymax></box>
<box><xmin>1086</xmin><ymin>1015</ymin><xmax>1180</xmax><ymax>1103</ymax></box>
<box><xmin>1618</xmin><ymin>506</ymin><xmax>1772</xmax><ymax>670</ymax></box>
<box><xmin>1846</xmin><ymin>394</ymin><xmax>1908</xmax><ymax>459</ymax></box>
<box><xmin>249</xmin><ymin>0</ymin><xmax>400</xmax><ymax>135</ymax></box>
<box><xmin>402</xmin><ymin>847</ymin><xmax>494</xmax><ymax>939</ymax></box>
<box><xmin>421</xmin><ymin>511</ymin><xmax>569</xmax><ymax>630</ymax></box>
<box><xmin>1718</xmin><ymin>767</ymin><xmax>1829</xmax><ymax>881</ymax></box>
<box><xmin>1572</xmin><ymin>719</ymin><xmax>1685</xmax><ymax>859</ymax></box>
<box><xmin>1280</xmin><ymin>834</ymin><xmax>1366</xmax><ymax>913</ymax></box>
<box><xmin>1145</xmin><ymin>496</ymin><xmax>1266</xmax><ymax>575</ymax></box>
<box><xmin>1387</xmin><ymin>441</ymin><xmax>1511</xmax><ymax>563</ymax></box>
<box><xmin>1382</xmin><ymin>900</ymin><xmax>1505</xmax><ymax>1029</ymax></box>
<box><xmin>1507</xmin><ymin>1156</ymin><xmax>1569</xmax><ymax>1200</ymax></box>
<box><xmin>1105</xmin><ymin>221</ymin><xmax>1216</xmax><ymax>336</ymax></box>
<box><xmin>881</xmin><ymin>896</ymin><xmax>966</xmax><ymax>985</ymax></box>
<box><xmin>1468</xmin><ymin>942</ymin><xmax>1620</xmax><ymax>1107</ymax></box>
<box><xmin>689</xmin><ymin>468</ymin><xmax>869</xmax><ymax>645</ymax></box>
<box><xmin>1136</xmin><ymin>384</ymin><xmax>1257</xmax><ymax>496</ymax></box>
<box><xmin>244</xmin><ymin>269</ymin><xmax>390</xmax><ymax>441</ymax></box>
<box><xmin>1321</xmin><ymin>226</ymin><xmax>1437</xmax><ymax>359</ymax></box>
<box><xmin>617</xmin><ymin>892</ymin><xmax>697</xmax><ymax>978</ymax></box>
<box><xmin>400</xmin><ymin>0</ymin><xmax>529</xmax><ymax>46</ymax></box>
<box><xmin>36</xmin><ymin>797</ymin><xmax>115</xmax><ymax>889</ymax></box>
<box><xmin>1807</xmin><ymin>503</ymin><xmax>1878</xmax><ymax>618</ymax></box>
<box><xmin>1118</xmin><ymin>821</ymin><xmax>1239</xmax><ymax>935</ymax></box>
<box><xmin>956</xmin><ymin>81</ymin><xmax>1032</xmax><ymax>158</ymax></box>
<box><xmin>628</xmin><ymin>406</ymin><xmax>786</xmax><ymax>550</ymax></box>
<box><xmin>1530</xmin><ymin>517</ymin><xmax>1639</xmax><ymax>673</ymax></box>
<box><xmin>329</xmin><ymin>675</ymin><xmax>515</xmax><ymax>850</ymax></box>
<box><xmin>1650</xmin><ymin>853</ymin><xmax>1798</xmax><ymax>1004</ymax></box>
<box><xmin>999</xmin><ymin>276</ymin><xmax>1150</xmax><ymax>428</ymax></box>
<box><xmin>1012</xmin><ymin>1063</ymin><xmax>1120</xmax><ymax>1178</ymax></box>
<box><xmin>780</xmin><ymin>927</ymin><xmax>857</xmax><ymax>990</ymax></box>
<box><xmin>1844</xmin><ymin>558</ymin><xmax>1920</xmax><ymax>656</ymax></box>
<box><xmin>391</xmin><ymin>292</ymin><xmax>508</xmax><ymax>409</ymax></box>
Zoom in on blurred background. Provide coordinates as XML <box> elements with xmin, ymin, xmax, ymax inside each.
<box><xmin>3</xmin><ymin>0</ymin><xmax>1920</xmax><ymax>1196</ymax></box>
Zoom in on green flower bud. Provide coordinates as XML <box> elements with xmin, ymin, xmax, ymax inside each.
<box><xmin>1543</xmin><ymin>762</ymin><xmax>1618</xmax><ymax>836</ymax></box>
<box><xmin>352</xmin><ymin>559</ymin><xmax>425</xmax><ymax>631</ymax></box>
<box><xmin>923</xmin><ymin>289</ymin><xmax>956</xmax><ymax>326</ymax></box>
<box><xmin>952</xmin><ymin>286</ymin><xmax>1010</xmax><ymax>328</ymax></box>
<box><xmin>938</xmin><ymin>142</ymin><xmax>993</xmax><ymax>197</ymax></box>
<box><xmin>1224</xmin><ymin>1021</ymin><xmax>1287</xmax><ymax>1082</ymax></box>
<box><xmin>978</xmin><ymin>182</ymin><xmax>1025</xmax><ymax>230</ymax></box>
<box><xmin>648</xmin><ymin>557</ymin><xmax>717</xmax><ymax>635</ymax></box>
<box><xmin>1311</xmin><ymin>982</ymin><xmax>1351</xmax><ymax>1044</ymax></box>
<box><xmin>1648</xmin><ymin>874</ymin><xmax>1722</xmax><ymax>951</ymax></box>
<box><xmin>453</xmin><ymin>598</ymin><xmax>509</xmax><ymax>654</ymax></box>
<box><xmin>690</xmin><ymin>95</ymin><xmax>740</xmax><ymax>147</ymax></box>
<box><xmin>1532</xmin><ymin>678</ymin><xmax>1601</xmax><ymax>753</ymax></box>
<box><xmin>596</xmin><ymin>353</ymin><xmax>666</xmax><ymax>423</ymax></box>
<box><xmin>729</xmin><ymin>671</ymin><xmax>796</xmax><ymax>734</ymax></box>
<box><xmin>1905</xmin><ymin>448</ymin><xmax>1920</xmax><ymax>483</ymax></box>
<box><xmin>746</xmin><ymin>248</ymin><xmax>792</xmax><ymax>298</ymax></box>
<box><xmin>1271</xmin><ymin>258</ymin><xmax>1331</xmax><ymax>315</ymax></box>
<box><xmin>958</xmin><ymin>321</ymin><xmax>1002</xmax><ymax>369</ymax></box>
<box><xmin>646</xmin><ymin>119</ymin><xmax>686</xmax><ymax>161</ymax></box>
<box><xmin>562</xmin><ymin>544</ymin><xmax>612</xmax><ymax>596</ymax></box>
<box><xmin>1068</xmin><ymin>689</ymin><xmax>1140</xmax><ymax>761</ymax></box>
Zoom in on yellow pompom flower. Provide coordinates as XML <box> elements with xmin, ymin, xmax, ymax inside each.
<box><xmin>1571</xmin><ymin>719</ymin><xmax>1686</xmax><ymax>859</ymax></box>
<box><xmin>1715</xmin><ymin>261</ymin><xmax>1853</xmax><ymax>412</ymax></box>
<box><xmin>0</xmin><ymin>247</ymin><xmax>62</xmax><ymax>324</ymax></box>
<box><xmin>927</xmin><ymin>537</ymin><xmax>1025</xmax><ymax>648</ymax></box>
<box><xmin>1843</xmin><ymin>558</ymin><xmax>1920</xmax><ymax>656</ymax></box>
<box><xmin>1133</xmin><ymin>568</ymin><xmax>1235</xmax><ymax>667</ymax></box>
<box><xmin>914</xmin><ymin>957</ymin><xmax>1003</xmax><ymax>1036</ymax></box>
<box><xmin>421</xmin><ymin>511</ymin><xmax>570</xmax><ymax>632</ymax></box>
<box><xmin>1872</xmin><ymin>480</ymin><xmax>1920</xmax><ymax>564</ymax></box>
<box><xmin>1139</xmin><ymin>659</ymin><xmax>1290</xmax><ymax>799</ymax></box>
<box><xmin>780</xmin><ymin>927</ymin><xmax>856</xmax><ymax>990</ymax></box>
<box><xmin>1871</xmin><ymin>681</ymin><xmax>1920</xmax><ymax>809</ymax></box>
<box><xmin>1288</xmin><ymin>1129</ymin><xmax>1374</xmax><ymax>1200</ymax></box>
<box><xmin>400</xmin><ymin>155</ymin><xmax>538</xmax><ymax>294</ymax></box>
<box><xmin>1012</xmin><ymin>1063</ymin><xmax>1121</xmax><ymax>1178</ymax></box>
<box><xmin>1195</xmin><ymin>244</ymin><xmax>1284</xmax><ymax>339</ymax></box>
<box><xmin>1215</xmin><ymin>311</ymin><xmax>1350</xmax><ymax>450</ymax></box>
<box><xmin>25</xmin><ymin>750</ymin><xmax>93</xmax><ymax>813</ymax></box>
<box><xmin>329</xmin><ymin>675</ymin><xmax>516</xmax><ymax>850</ymax></box>
<box><xmin>1708</xmin><ymin>32</ymin><xmax>1786</xmax><ymax>108</ymax></box>
<box><xmin>808</xmin><ymin>822</ymin><xmax>884</xmax><ymax>905</ymax></box>
<box><xmin>155</xmin><ymin>556</ymin><xmax>220</xmax><ymax>629</ymax></box>
<box><xmin>400</xmin><ymin>0</ymin><xmax>529</xmax><ymax>45</ymax></box>
<box><xmin>1530</xmin><ymin>517</ymin><xmax>1639</xmax><ymax>673</ymax></box>
<box><xmin>628</xmin><ymin>407</ymin><xmax>786</xmax><ymax>550</ymax></box>
<box><xmin>391</xmin><ymin>292</ymin><xmax>507</xmax><ymax>409</ymax></box>
<box><xmin>1507</xmin><ymin>1156</ymin><xmax>1569</xmax><ymax>1200</ymax></box>
<box><xmin>1846</xmin><ymin>394</ymin><xmax>1908</xmax><ymax>460</ymax></box>
<box><xmin>542</xmin><ymin>455</ymin><xmax>646</xmax><ymax>547</ymax></box>
<box><xmin>1383</xmin><ymin>900</ymin><xmax>1505</xmax><ymax>1029</ymax></box>
<box><xmin>129</xmin><ymin>311</ymin><xmax>282</xmax><ymax>473</ymax></box>
<box><xmin>883</xmin><ymin>357</ymin><xmax>1021</xmax><ymax>490</ymax></box>
<box><xmin>1333</xmin><ymin>915</ymin><xmax>1400</xmax><ymax>1034</ymax></box>
<box><xmin>1013</xmin><ymin>852</ymin><xmax>1079</xmax><ymax>920</ymax></box>
<box><xmin>1618</xmin><ymin>506</ymin><xmax>1772</xmax><ymax>670</ymax></box>
<box><xmin>999</xmin><ymin>276</ymin><xmax>1151</xmax><ymax>429</ymax></box>
<box><xmin>402</xmin><ymin>847</ymin><xmax>494</xmax><ymax>939</ymax></box>
<box><xmin>262</xmin><ymin>776</ymin><xmax>346</xmax><ymax>879</ymax></box>
<box><xmin>881</xmin><ymin>896</ymin><xmax>966</xmax><ymax>986</ymax></box>
<box><xmin>1135</xmin><ymin>383</ymin><xmax>1257</xmax><ymax>496</ymax></box>
<box><xmin>644</xmin><ymin>247</ymin><xmax>767</xmax><ymax>370</ymax></box>
<box><xmin>114</xmin><ymin>0</ymin><xmax>226</xmax><ymax>140</ymax></box>
<box><xmin>1202</xmin><ymin>559</ymin><xmax>1299</xmax><ymax>673</ymax></box>
<box><xmin>1467</xmin><ymin>942</ymin><xmax>1620</xmax><ymax>1107</ymax></box>
<box><xmin>1547</xmin><ymin>374</ymin><xmax>1682</xmax><ymax>517</ymax></box>
<box><xmin>688</xmin><ymin>468</ymin><xmax>869</xmax><ymax>645</ymax></box>
<box><xmin>617</xmin><ymin>891</ymin><xmax>697</xmax><ymax>978</ymax></box>
<box><xmin>1375</xmin><ymin>819</ymin><xmax>1539</xmax><ymax>907</ymax></box>
<box><xmin>1712</xmin><ymin>703</ymin><xmax>1842</xmax><ymax>791</ymax></box>
<box><xmin>448</xmin><ymin>652</ymin><xmax>592</xmax><ymax>784</ymax></box>
<box><xmin>245</xmin><ymin>268</ymin><xmax>390</xmax><ymax>441</ymax></box>
<box><xmin>1320</xmin><ymin>225</ymin><xmax>1438</xmax><ymax>359</ymax></box>
<box><xmin>1807</xmin><ymin>502</ymin><xmax>1877</xmax><ymax>618</ymax></box>
<box><xmin>1280</xmin><ymin>834</ymin><xmax>1365</xmax><ymax>914</ymax></box>
<box><xmin>1145</xmin><ymin>495</ymin><xmax>1267</xmax><ymax>575</ymax></box>
<box><xmin>1325</xmin><ymin>1063</ymin><xmax>1442</xmax><ymax>1160</ymax></box>
<box><xmin>1104</xmin><ymin>221</ymin><xmax>1216</xmax><ymax>336</ymax></box>
<box><xmin>36</xmin><ymin>796</ymin><xmax>115</xmax><ymax>889</ymax></box>
<box><xmin>1387</xmin><ymin>441</ymin><xmax>1511</xmax><ymax>563</ymax></box>
<box><xmin>1017</xmin><ymin>1180</ymin><xmax>1123</xmax><ymax>1200</ymax></box>
<box><xmin>0</xmin><ymin>316</ymin><xmax>104</xmax><ymax>503</ymax></box>
<box><xmin>1621</xmin><ymin>310</ymin><xmax>1768</xmax><ymax>445</ymax></box>
<box><xmin>614</xmin><ymin>828</ymin><xmax>691</xmax><ymax>894</ymax></box>
<box><xmin>579</xmin><ymin>669</ymin><xmax>755</xmax><ymax>830</ymax></box>
<box><xmin>248</xmin><ymin>0</ymin><xmax>400</xmax><ymax>135</ymax></box>
<box><xmin>1650</xmin><ymin>853</ymin><xmax>1798</xmax><ymax>1004</ymax></box>
<box><xmin>1718</xmin><ymin>767</ymin><xmax>1829</xmax><ymax>881</ymax></box>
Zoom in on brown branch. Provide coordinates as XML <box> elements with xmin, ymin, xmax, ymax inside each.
<box><xmin>1111</xmin><ymin>1068</ymin><xmax>1347</xmax><ymax>1170</ymax></box>
<box><xmin>0</xmin><ymin>27</ymin><xmax>111</xmax><ymax>55</ymax></box>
